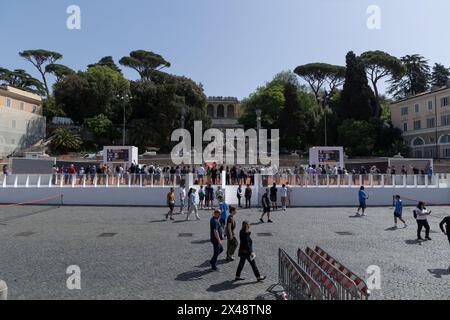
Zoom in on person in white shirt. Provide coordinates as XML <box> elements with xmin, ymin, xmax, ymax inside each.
<box><xmin>215</xmin><ymin>186</ymin><xmax>224</xmax><ymax>201</ymax></box>
<box><xmin>186</xmin><ymin>188</ymin><xmax>200</xmax><ymax>221</ymax></box>
<box><xmin>179</xmin><ymin>186</ymin><xmax>186</xmax><ymax>214</ymax></box>
<box><xmin>280</xmin><ymin>184</ymin><xmax>288</xmax><ymax>211</ymax></box>
<box><xmin>414</xmin><ymin>202</ymin><xmax>432</xmax><ymax>241</ymax></box>
<box><xmin>197</xmin><ymin>166</ymin><xmax>206</xmax><ymax>184</ymax></box>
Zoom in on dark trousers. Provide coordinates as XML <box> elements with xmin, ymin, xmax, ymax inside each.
<box><xmin>227</xmin><ymin>237</ymin><xmax>238</xmax><ymax>258</ymax></box>
<box><xmin>447</xmin><ymin>232</ymin><xmax>450</xmax><ymax>245</ymax></box>
<box><xmin>210</xmin><ymin>241</ymin><xmax>223</xmax><ymax>269</ymax></box>
<box><xmin>417</xmin><ymin>220</ymin><xmax>430</xmax><ymax>238</ymax></box>
<box><xmin>245</xmin><ymin>197</ymin><xmax>251</xmax><ymax>208</ymax></box>
<box><xmin>236</xmin><ymin>255</ymin><xmax>260</xmax><ymax>278</ymax></box>
<box><xmin>237</xmin><ymin>197</ymin><xmax>241</xmax><ymax>207</ymax></box>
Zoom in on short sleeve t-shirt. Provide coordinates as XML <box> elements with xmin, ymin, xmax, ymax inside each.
<box><xmin>358</xmin><ymin>190</ymin><xmax>367</xmax><ymax>202</ymax></box>
<box><xmin>210</xmin><ymin>217</ymin><xmax>221</xmax><ymax>242</ymax></box>
<box><xmin>394</xmin><ymin>200</ymin><xmax>403</xmax><ymax>214</ymax></box>
<box><xmin>281</xmin><ymin>187</ymin><xmax>288</xmax><ymax>197</ymax></box>
<box><xmin>226</xmin><ymin>215</ymin><xmax>236</xmax><ymax>237</ymax></box>
<box><xmin>219</xmin><ymin>202</ymin><xmax>228</xmax><ymax>222</ymax></box>
<box><xmin>415</xmin><ymin>208</ymin><xmax>428</xmax><ymax>221</ymax></box>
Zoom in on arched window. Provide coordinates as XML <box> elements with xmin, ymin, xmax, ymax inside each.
<box><xmin>217</xmin><ymin>104</ymin><xmax>225</xmax><ymax>118</ymax></box>
<box><xmin>227</xmin><ymin>104</ymin><xmax>235</xmax><ymax>118</ymax></box>
<box><xmin>412</xmin><ymin>137</ymin><xmax>425</xmax><ymax>146</ymax></box>
<box><xmin>439</xmin><ymin>134</ymin><xmax>450</xmax><ymax>144</ymax></box>
<box><xmin>207</xmin><ymin>104</ymin><xmax>214</xmax><ymax>118</ymax></box>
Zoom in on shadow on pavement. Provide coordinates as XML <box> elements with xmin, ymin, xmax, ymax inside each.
<box><xmin>428</xmin><ymin>267</ymin><xmax>450</xmax><ymax>278</ymax></box>
<box><xmin>405</xmin><ymin>239</ymin><xmax>423</xmax><ymax>245</ymax></box>
<box><xmin>148</xmin><ymin>219</ymin><xmax>167</xmax><ymax>223</ymax></box>
<box><xmin>384</xmin><ymin>227</ymin><xmax>398</xmax><ymax>231</ymax></box>
<box><xmin>191</xmin><ymin>239</ymin><xmax>210</xmax><ymax>244</ymax></box>
<box><xmin>206</xmin><ymin>280</ymin><xmax>258</xmax><ymax>292</ymax></box>
<box><xmin>195</xmin><ymin>259</ymin><xmax>228</xmax><ymax>268</ymax></box>
<box><xmin>175</xmin><ymin>269</ymin><xmax>214</xmax><ymax>281</ymax></box>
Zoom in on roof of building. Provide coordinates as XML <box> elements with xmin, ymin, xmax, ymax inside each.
<box><xmin>0</xmin><ymin>85</ymin><xmax>42</xmax><ymax>103</ymax></box>
<box><xmin>390</xmin><ymin>85</ymin><xmax>450</xmax><ymax>105</ymax></box>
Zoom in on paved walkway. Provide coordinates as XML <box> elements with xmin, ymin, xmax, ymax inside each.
<box><xmin>0</xmin><ymin>204</ymin><xmax>449</xmax><ymax>300</ymax></box>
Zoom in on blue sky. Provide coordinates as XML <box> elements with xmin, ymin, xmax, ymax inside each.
<box><xmin>1</xmin><ymin>0</ymin><xmax>449</xmax><ymax>99</ymax></box>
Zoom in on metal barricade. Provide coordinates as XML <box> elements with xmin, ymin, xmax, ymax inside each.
<box><xmin>278</xmin><ymin>249</ymin><xmax>312</xmax><ymax>300</ymax></box>
<box><xmin>297</xmin><ymin>249</ymin><xmax>339</xmax><ymax>300</ymax></box>
<box><xmin>315</xmin><ymin>246</ymin><xmax>370</xmax><ymax>299</ymax></box>
<box><xmin>305</xmin><ymin>247</ymin><xmax>361</xmax><ymax>300</ymax></box>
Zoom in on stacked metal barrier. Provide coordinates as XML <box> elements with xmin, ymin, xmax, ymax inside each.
<box><xmin>277</xmin><ymin>247</ymin><xmax>370</xmax><ymax>300</ymax></box>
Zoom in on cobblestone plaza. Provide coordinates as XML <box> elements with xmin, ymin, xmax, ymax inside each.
<box><xmin>0</xmin><ymin>204</ymin><xmax>449</xmax><ymax>300</ymax></box>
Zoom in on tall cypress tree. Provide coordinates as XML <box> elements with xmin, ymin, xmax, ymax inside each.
<box><xmin>339</xmin><ymin>51</ymin><xmax>377</xmax><ymax>121</ymax></box>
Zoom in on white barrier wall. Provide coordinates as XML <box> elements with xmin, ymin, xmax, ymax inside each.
<box><xmin>0</xmin><ymin>186</ymin><xmax>448</xmax><ymax>207</ymax></box>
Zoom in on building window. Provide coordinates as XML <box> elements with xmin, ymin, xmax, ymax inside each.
<box><xmin>415</xmin><ymin>104</ymin><xmax>420</xmax><ymax>113</ymax></box>
<box><xmin>227</xmin><ymin>104</ymin><xmax>235</xmax><ymax>118</ymax></box>
<box><xmin>403</xmin><ymin>123</ymin><xmax>408</xmax><ymax>132</ymax></box>
<box><xmin>12</xmin><ymin>120</ymin><xmax>16</xmax><ymax>129</ymax></box>
<box><xmin>430</xmin><ymin>137</ymin><xmax>435</xmax><ymax>143</ymax></box>
<box><xmin>440</xmin><ymin>134</ymin><xmax>450</xmax><ymax>144</ymax></box>
<box><xmin>414</xmin><ymin>150</ymin><xmax>423</xmax><ymax>158</ymax></box>
<box><xmin>6</xmin><ymin>98</ymin><xmax>12</xmax><ymax>107</ymax></box>
<box><xmin>32</xmin><ymin>105</ymin><xmax>37</xmax><ymax>113</ymax></box>
<box><xmin>441</xmin><ymin>114</ymin><xmax>450</xmax><ymax>126</ymax></box>
<box><xmin>401</xmin><ymin>107</ymin><xmax>408</xmax><ymax>115</ymax></box>
<box><xmin>441</xmin><ymin>96</ymin><xmax>449</xmax><ymax>107</ymax></box>
<box><xmin>428</xmin><ymin>101</ymin><xmax>433</xmax><ymax>111</ymax></box>
<box><xmin>445</xmin><ymin>148</ymin><xmax>450</xmax><ymax>158</ymax></box>
<box><xmin>425</xmin><ymin>148</ymin><xmax>435</xmax><ymax>158</ymax></box>
<box><xmin>412</xmin><ymin>137</ymin><xmax>424</xmax><ymax>146</ymax></box>
<box><xmin>207</xmin><ymin>104</ymin><xmax>214</xmax><ymax>118</ymax></box>
<box><xmin>217</xmin><ymin>105</ymin><xmax>225</xmax><ymax>118</ymax></box>
<box><xmin>19</xmin><ymin>101</ymin><xmax>25</xmax><ymax>110</ymax></box>
<box><xmin>426</xmin><ymin>118</ymin><xmax>435</xmax><ymax>128</ymax></box>
<box><xmin>413</xmin><ymin>120</ymin><xmax>421</xmax><ymax>130</ymax></box>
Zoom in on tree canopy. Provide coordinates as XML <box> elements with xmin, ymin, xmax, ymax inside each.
<box><xmin>119</xmin><ymin>50</ymin><xmax>171</xmax><ymax>81</ymax></box>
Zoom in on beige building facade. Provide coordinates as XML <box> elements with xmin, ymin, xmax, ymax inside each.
<box><xmin>390</xmin><ymin>85</ymin><xmax>450</xmax><ymax>159</ymax></box>
<box><xmin>206</xmin><ymin>96</ymin><xmax>244</xmax><ymax>131</ymax></box>
<box><xmin>0</xmin><ymin>85</ymin><xmax>46</xmax><ymax>158</ymax></box>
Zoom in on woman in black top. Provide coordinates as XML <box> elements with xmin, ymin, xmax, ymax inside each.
<box><xmin>235</xmin><ymin>221</ymin><xmax>266</xmax><ymax>282</ymax></box>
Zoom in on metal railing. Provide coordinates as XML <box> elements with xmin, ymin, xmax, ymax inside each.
<box><xmin>0</xmin><ymin>173</ymin><xmax>448</xmax><ymax>188</ymax></box>
<box><xmin>278</xmin><ymin>249</ymin><xmax>322</xmax><ymax>300</ymax></box>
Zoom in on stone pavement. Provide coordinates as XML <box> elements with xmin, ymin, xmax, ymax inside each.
<box><xmin>0</xmin><ymin>204</ymin><xmax>449</xmax><ymax>300</ymax></box>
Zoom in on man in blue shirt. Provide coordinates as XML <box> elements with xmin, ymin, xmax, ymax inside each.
<box><xmin>393</xmin><ymin>195</ymin><xmax>407</xmax><ymax>228</ymax></box>
<box><xmin>356</xmin><ymin>186</ymin><xmax>368</xmax><ymax>216</ymax></box>
<box><xmin>210</xmin><ymin>209</ymin><xmax>224</xmax><ymax>271</ymax></box>
<box><xmin>218</xmin><ymin>196</ymin><xmax>229</xmax><ymax>229</ymax></box>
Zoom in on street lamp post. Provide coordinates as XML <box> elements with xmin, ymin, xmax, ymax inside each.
<box><xmin>318</xmin><ymin>94</ymin><xmax>328</xmax><ymax>147</ymax></box>
<box><xmin>117</xmin><ymin>94</ymin><xmax>131</xmax><ymax>146</ymax></box>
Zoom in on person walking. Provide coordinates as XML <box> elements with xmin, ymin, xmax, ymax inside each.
<box><xmin>186</xmin><ymin>188</ymin><xmax>200</xmax><ymax>221</ymax></box>
<box><xmin>244</xmin><ymin>184</ymin><xmax>252</xmax><ymax>209</ymax></box>
<box><xmin>218</xmin><ymin>196</ymin><xmax>229</xmax><ymax>230</ymax></box>
<box><xmin>280</xmin><ymin>184</ymin><xmax>288</xmax><ymax>211</ymax></box>
<box><xmin>270</xmin><ymin>183</ymin><xmax>278</xmax><ymax>211</ymax></box>
<box><xmin>260</xmin><ymin>188</ymin><xmax>273</xmax><ymax>223</ymax></box>
<box><xmin>166</xmin><ymin>187</ymin><xmax>176</xmax><ymax>221</ymax></box>
<box><xmin>198</xmin><ymin>186</ymin><xmax>205</xmax><ymax>210</ymax></box>
<box><xmin>414</xmin><ymin>202</ymin><xmax>432</xmax><ymax>241</ymax></box>
<box><xmin>235</xmin><ymin>221</ymin><xmax>266</xmax><ymax>282</ymax></box>
<box><xmin>179</xmin><ymin>185</ymin><xmax>186</xmax><ymax>214</ymax></box>
<box><xmin>356</xmin><ymin>186</ymin><xmax>368</xmax><ymax>216</ymax></box>
<box><xmin>210</xmin><ymin>209</ymin><xmax>224</xmax><ymax>271</ymax></box>
<box><xmin>393</xmin><ymin>195</ymin><xmax>407</xmax><ymax>228</ymax></box>
<box><xmin>236</xmin><ymin>184</ymin><xmax>243</xmax><ymax>208</ymax></box>
<box><xmin>226</xmin><ymin>206</ymin><xmax>238</xmax><ymax>261</ymax></box>
<box><xmin>439</xmin><ymin>216</ymin><xmax>450</xmax><ymax>245</ymax></box>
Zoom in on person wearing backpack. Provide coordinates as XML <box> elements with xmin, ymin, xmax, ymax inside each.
<box><xmin>413</xmin><ymin>202</ymin><xmax>432</xmax><ymax>241</ymax></box>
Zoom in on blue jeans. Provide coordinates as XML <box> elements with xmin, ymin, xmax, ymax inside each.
<box><xmin>210</xmin><ymin>241</ymin><xmax>223</xmax><ymax>269</ymax></box>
